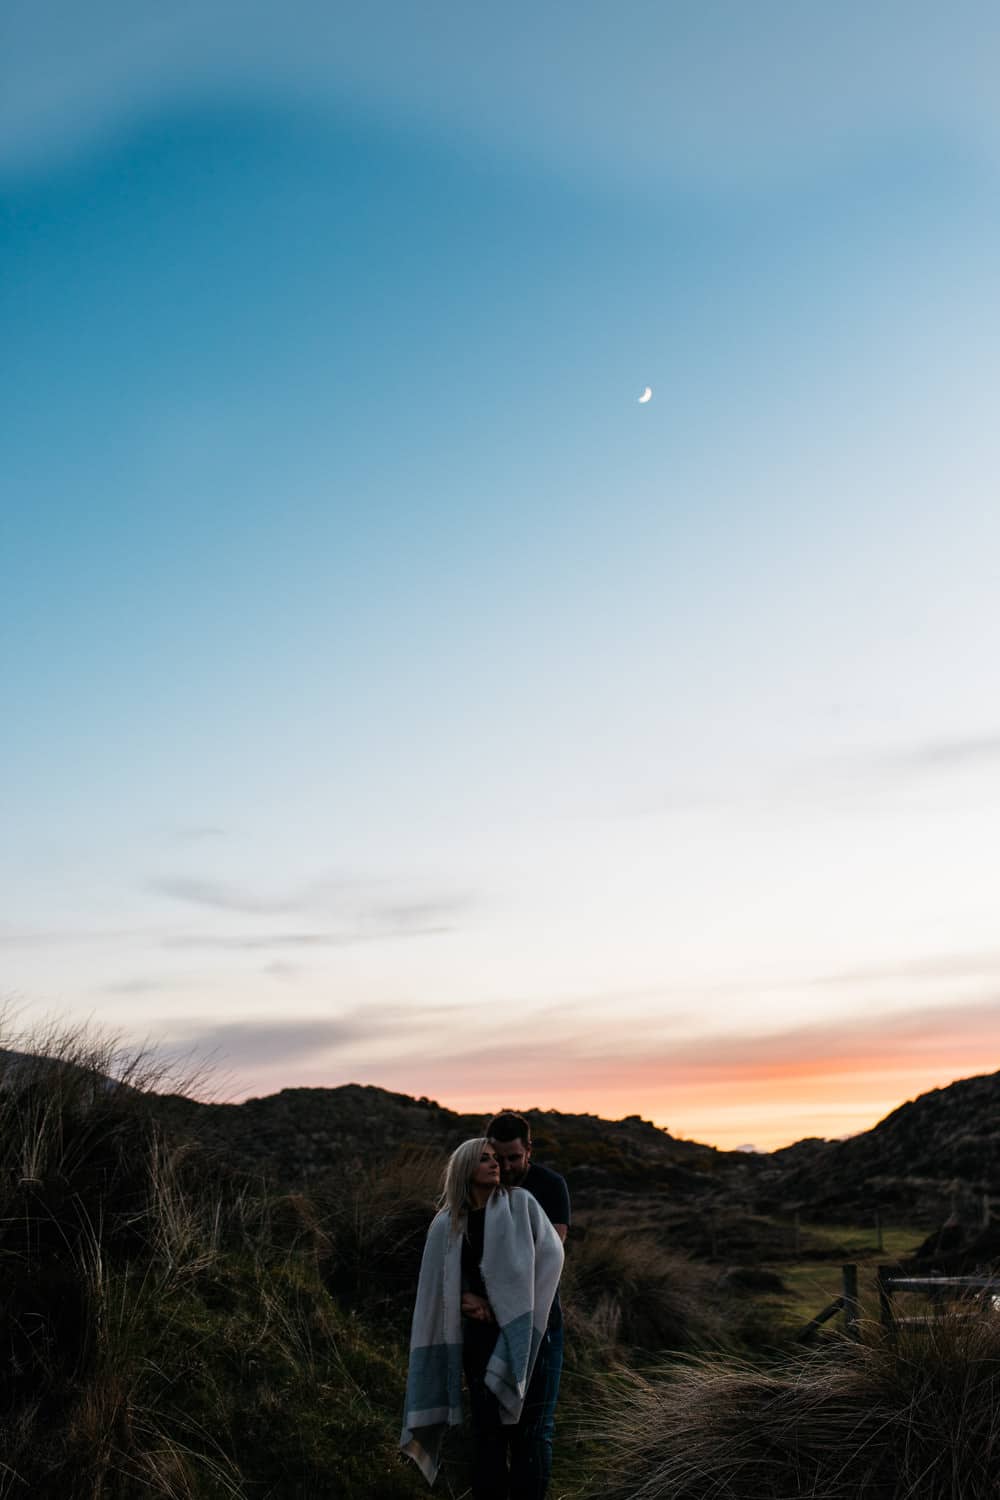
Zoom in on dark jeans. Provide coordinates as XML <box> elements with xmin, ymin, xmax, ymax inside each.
<box><xmin>465</xmin><ymin>1323</ymin><xmax>564</xmax><ymax>1500</ymax></box>
<box><xmin>464</xmin><ymin>1322</ymin><xmax>507</xmax><ymax>1500</ymax></box>
<box><xmin>509</xmin><ymin>1322</ymin><xmax>564</xmax><ymax>1498</ymax></box>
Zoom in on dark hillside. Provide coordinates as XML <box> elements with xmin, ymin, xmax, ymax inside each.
<box><xmin>152</xmin><ymin>1069</ymin><xmax>1000</xmax><ymax>1248</ymax></box>
<box><xmin>151</xmin><ymin>1084</ymin><xmax>758</xmax><ymax>1209</ymax></box>
<box><xmin>759</xmin><ymin>1070</ymin><xmax>1000</xmax><ymax>1225</ymax></box>
<box><xmin>140</xmin><ymin>1070</ymin><xmax>1000</xmax><ymax>1272</ymax></box>
<box><xmin>9</xmin><ymin>1043</ymin><xmax>1000</xmax><ymax>1233</ymax></box>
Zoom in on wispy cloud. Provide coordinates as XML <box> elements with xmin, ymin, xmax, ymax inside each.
<box><xmin>98</xmin><ymin>977</ymin><xmax>184</xmax><ymax>997</ymax></box>
<box><xmin>166</xmin><ymin>1018</ymin><xmax>375</xmax><ymax>1069</ymax></box>
<box><xmin>150</xmin><ymin>876</ymin><xmax>296</xmax><ymax>915</ymax></box>
<box><xmin>0</xmin><ymin>927</ymin><xmax>148</xmax><ymax>949</ymax></box>
<box><xmin>809</xmin><ymin>949</ymin><xmax>1000</xmax><ymax>989</ymax></box>
<box><xmin>150</xmin><ymin>870</ymin><xmax>472</xmax><ymax>921</ymax></box>
<box><xmin>807</xmin><ymin>730</ymin><xmax>1000</xmax><ymax>797</ymax></box>
<box><xmin>146</xmin><ymin>870</ymin><xmax>472</xmax><ymax>949</ymax></box>
<box><xmin>0</xmin><ymin>886</ymin><xmax>467</xmax><ymax>953</ymax></box>
<box><xmin>784</xmin><ymin>729</ymin><xmax>1000</xmax><ymax>813</ymax></box>
<box><xmin>261</xmin><ymin>960</ymin><xmax>303</xmax><ymax>982</ymax></box>
<box><xmin>657</xmin><ymin>997</ymin><xmax>1000</xmax><ymax>1077</ymax></box>
<box><xmin>160</xmin><ymin>916</ymin><xmax>456</xmax><ymax>952</ymax></box>
<box><xmin>162</xmin><ymin>1003</ymin><xmax>446</xmax><ymax>1070</ymax></box>
<box><xmin>883</xmin><ymin>733</ymin><xmax>1000</xmax><ymax>774</ymax></box>
<box><xmin>614</xmin><ymin>726</ymin><xmax>1000</xmax><ymax>825</ymax></box>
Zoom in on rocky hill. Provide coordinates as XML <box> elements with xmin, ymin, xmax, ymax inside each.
<box><xmin>150</xmin><ymin>1069</ymin><xmax>1000</xmax><ymax>1240</ymax></box>
<box><xmin>755</xmin><ymin>1070</ymin><xmax>1000</xmax><ymax>1227</ymax></box>
<box><xmin>152</xmin><ymin>1082</ymin><xmax>752</xmax><ymax>1200</ymax></box>
<box><xmin>6</xmin><ymin>1043</ymin><xmax>997</xmax><ymax>1238</ymax></box>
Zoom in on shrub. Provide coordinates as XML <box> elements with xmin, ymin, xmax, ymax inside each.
<box><xmin>595</xmin><ymin>1313</ymin><xmax>1000</xmax><ymax>1499</ymax></box>
<box><xmin>316</xmin><ymin>1147</ymin><xmax>441</xmax><ymax>1331</ymax></box>
<box><xmin>562</xmin><ymin>1229</ymin><xmax>729</xmax><ymax>1358</ymax></box>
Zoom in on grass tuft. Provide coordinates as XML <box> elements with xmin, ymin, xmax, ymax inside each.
<box><xmin>595</xmin><ymin>1314</ymin><xmax>1000</xmax><ymax>1499</ymax></box>
<box><xmin>563</xmin><ymin>1229</ymin><xmax>731</xmax><ymax>1358</ymax></box>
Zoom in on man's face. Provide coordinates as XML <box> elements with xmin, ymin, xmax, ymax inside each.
<box><xmin>492</xmin><ymin>1136</ymin><xmax>531</xmax><ymax>1186</ymax></box>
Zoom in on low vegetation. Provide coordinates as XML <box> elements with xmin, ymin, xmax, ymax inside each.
<box><xmin>562</xmin><ymin>1230</ymin><xmax>730</xmax><ymax>1357</ymax></box>
<box><xmin>598</xmin><ymin>1314</ymin><xmax>1000</xmax><ymax>1499</ymax></box>
<box><xmin>2</xmin><ymin>1022</ymin><xmax>998</xmax><ymax>1498</ymax></box>
<box><xmin>0</xmin><ymin>1026</ymin><xmax>415</xmax><ymax>1498</ymax></box>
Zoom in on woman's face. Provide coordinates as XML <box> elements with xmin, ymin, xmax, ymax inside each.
<box><xmin>471</xmin><ymin>1144</ymin><xmax>500</xmax><ymax>1190</ymax></box>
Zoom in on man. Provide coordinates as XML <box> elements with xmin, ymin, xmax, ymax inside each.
<box><xmin>484</xmin><ymin>1110</ymin><xmax>570</xmax><ymax>1500</ymax></box>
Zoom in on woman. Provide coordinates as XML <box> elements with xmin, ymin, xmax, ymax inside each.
<box><xmin>400</xmin><ymin>1138</ymin><xmax>564</xmax><ymax>1496</ymax></box>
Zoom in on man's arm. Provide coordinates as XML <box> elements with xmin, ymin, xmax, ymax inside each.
<box><xmin>552</xmin><ymin>1172</ymin><xmax>570</xmax><ymax>1243</ymax></box>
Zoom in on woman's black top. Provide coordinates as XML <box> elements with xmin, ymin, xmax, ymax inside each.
<box><xmin>461</xmin><ymin>1206</ymin><xmax>495</xmax><ymax>1374</ymax></box>
<box><xmin>462</xmin><ymin>1207</ymin><xmax>487</xmax><ymax>1298</ymax></box>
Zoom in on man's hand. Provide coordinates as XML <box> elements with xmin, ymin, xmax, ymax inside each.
<box><xmin>461</xmin><ymin>1293</ymin><xmax>494</xmax><ymax>1322</ymax></box>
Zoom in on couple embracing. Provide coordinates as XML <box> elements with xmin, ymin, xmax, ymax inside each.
<box><xmin>401</xmin><ymin>1111</ymin><xmax>570</xmax><ymax>1499</ymax></box>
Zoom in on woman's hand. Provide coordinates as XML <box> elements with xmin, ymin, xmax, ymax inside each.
<box><xmin>461</xmin><ymin>1293</ymin><xmax>494</xmax><ymax>1322</ymax></box>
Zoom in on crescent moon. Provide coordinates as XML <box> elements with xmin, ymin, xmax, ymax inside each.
<box><xmin>638</xmin><ymin>387</ymin><xmax>652</xmax><ymax>403</ymax></box>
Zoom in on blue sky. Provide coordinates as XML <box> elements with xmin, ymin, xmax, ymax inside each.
<box><xmin>3</xmin><ymin>3</ymin><xmax>1000</xmax><ymax>1147</ymax></box>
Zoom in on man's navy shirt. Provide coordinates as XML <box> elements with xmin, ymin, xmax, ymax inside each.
<box><xmin>522</xmin><ymin>1162</ymin><xmax>570</xmax><ymax>1329</ymax></box>
<box><xmin>522</xmin><ymin>1163</ymin><xmax>570</xmax><ymax>1230</ymax></box>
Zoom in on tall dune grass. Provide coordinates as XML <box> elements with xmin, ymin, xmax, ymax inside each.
<box><xmin>562</xmin><ymin>1229</ymin><xmax>730</xmax><ymax>1357</ymax></box>
<box><xmin>0</xmin><ymin>1021</ymin><xmax>416</xmax><ymax>1499</ymax></box>
<box><xmin>315</xmin><ymin>1147</ymin><xmax>440</xmax><ymax>1330</ymax></box>
<box><xmin>596</xmin><ymin>1314</ymin><xmax>1000</xmax><ymax>1499</ymax></box>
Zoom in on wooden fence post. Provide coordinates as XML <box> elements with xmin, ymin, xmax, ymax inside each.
<box><xmin>795</xmin><ymin>1296</ymin><xmax>844</xmax><ymax>1342</ymax></box>
<box><xmin>842</xmin><ymin>1264</ymin><xmax>860</xmax><ymax>1339</ymax></box>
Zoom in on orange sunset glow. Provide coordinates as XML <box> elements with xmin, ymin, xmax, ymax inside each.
<box><xmin>328</xmin><ymin>993</ymin><xmax>1000</xmax><ymax>1152</ymax></box>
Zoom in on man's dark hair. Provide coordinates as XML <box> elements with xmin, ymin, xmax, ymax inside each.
<box><xmin>485</xmin><ymin>1110</ymin><xmax>531</xmax><ymax>1147</ymax></box>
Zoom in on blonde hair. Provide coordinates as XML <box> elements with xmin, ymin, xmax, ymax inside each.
<box><xmin>439</xmin><ymin>1137</ymin><xmax>496</xmax><ymax>1229</ymax></box>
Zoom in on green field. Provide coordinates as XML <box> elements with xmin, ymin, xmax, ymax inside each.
<box><xmin>759</xmin><ymin>1220</ymin><xmax>928</xmax><ymax>1333</ymax></box>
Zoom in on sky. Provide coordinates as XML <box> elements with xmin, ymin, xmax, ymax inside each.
<box><xmin>2</xmin><ymin>2</ymin><xmax>1000</xmax><ymax>1151</ymax></box>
